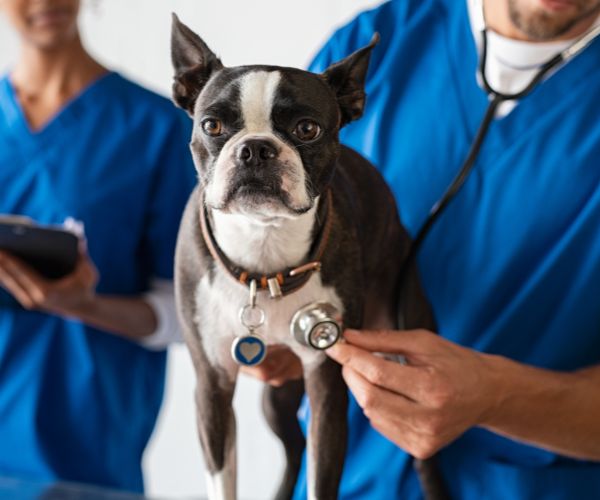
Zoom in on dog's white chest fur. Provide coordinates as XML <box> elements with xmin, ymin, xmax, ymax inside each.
<box><xmin>194</xmin><ymin>270</ymin><xmax>343</xmax><ymax>376</ymax></box>
<box><xmin>193</xmin><ymin>204</ymin><xmax>343</xmax><ymax>376</ymax></box>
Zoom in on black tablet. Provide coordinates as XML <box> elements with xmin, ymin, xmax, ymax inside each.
<box><xmin>0</xmin><ymin>219</ymin><xmax>79</xmax><ymax>280</ymax></box>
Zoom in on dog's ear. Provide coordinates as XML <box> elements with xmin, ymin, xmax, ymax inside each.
<box><xmin>321</xmin><ymin>33</ymin><xmax>379</xmax><ymax>127</ymax></box>
<box><xmin>171</xmin><ymin>13</ymin><xmax>224</xmax><ymax>116</ymax></box>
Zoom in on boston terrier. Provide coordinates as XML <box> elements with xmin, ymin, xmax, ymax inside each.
<box><xmin>170</xmin><ymin>14</ymin><xmax>443</xmax><ymax>500</ymax></box>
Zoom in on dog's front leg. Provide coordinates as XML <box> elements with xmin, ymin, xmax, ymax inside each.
<box><xmin>304</xmin><ymin>357</ymin><xmax>348</xmax><ymax>500</ymax></box>
<box><xmin>262</xmin><ymin>379</ymin><xmax>305</xmax><ymax>500</ymax></box>
<box><xmin>193</xmin><ymin>354</ymin><xmax>238</xmax><ymax>500</ymax></box>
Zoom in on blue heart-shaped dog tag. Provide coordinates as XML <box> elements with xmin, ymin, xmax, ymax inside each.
<box><xmin>231</xmin><ymin>335</ymin><xmax>267</xmax><ymax>366</ymax></box>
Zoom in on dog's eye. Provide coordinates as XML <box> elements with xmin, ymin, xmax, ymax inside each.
<box><xmin>201</xmin><ymin>118</ymin><xmax>223</xmax><ymax>137</ymax></box>
<box><xmin>293</xmin><ymin>119</ymin><xmax>321</xmax><ymax>142</ymax></box>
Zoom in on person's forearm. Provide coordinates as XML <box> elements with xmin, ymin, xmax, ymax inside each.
<box><xmin>482</xmin><ymin>355</ymin><xmax>600</xmax><ymax>460</ymax></box>
<box><xmin>0</xmin><ymin>250</ymin><xmax>158</xmax><ymax>340</ymax></box>
<box><xmin>63</xmin><ymin>295</ymin><xmax>157</xmax><ymax>340</ymax></box>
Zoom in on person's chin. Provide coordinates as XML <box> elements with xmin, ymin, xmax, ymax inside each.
<box><xmin>28</xmin><ymin>24</ymin><xmax>78</xmax><ymax>49</ymax></box>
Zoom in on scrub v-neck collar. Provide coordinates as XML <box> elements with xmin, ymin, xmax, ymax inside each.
<box><xmin>441</xmin><ymin>0</ymin><xmax>600</xmax><ymax>160</ymax></box>
<box><xmin>0</xmin><ymin>71</ymin><xmax>117</xmax><ymax>146</ymax></box>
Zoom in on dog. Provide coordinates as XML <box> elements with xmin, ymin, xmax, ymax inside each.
<box><xmin>170</xmin><ymin>14</ymin><xmax>443</xmax><ymax>500</ymax></box>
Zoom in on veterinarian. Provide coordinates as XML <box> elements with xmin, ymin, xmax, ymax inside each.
<box><xmin>0</xmin><ymin>0</ymin><xmax>194</xmax><ymax>493</ymax></box>
<box><xmin>246</xmin><ymin>0</ymin><xmax>600</xmax><ymax>498</ymax></box>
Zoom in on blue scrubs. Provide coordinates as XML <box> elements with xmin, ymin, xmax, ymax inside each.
<box><xmin>294</xmin><ymin>0</ymin><xmax>600</xmax><ymax>498</ymax></box>
<box><xmin>0</xmin><ymin>72</ymin><xmax>195</xmax><ymax>492</ymax></box>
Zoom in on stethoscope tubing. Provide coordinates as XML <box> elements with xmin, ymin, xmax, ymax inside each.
<box><xmin>400</xmin><ymin>21</ymin><xmax>600</xmax><ymax>281</ymax></box>
<box><xmin>399</xmin><ymin>12</ymin><xmax>600</xmax><ymax>500</ymax></box>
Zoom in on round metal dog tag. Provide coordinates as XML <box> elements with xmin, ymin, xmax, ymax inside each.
<box><xmin>231</xmin><ymin>335</ymin><xmax>267</xmax><ymax>366</ymax></box>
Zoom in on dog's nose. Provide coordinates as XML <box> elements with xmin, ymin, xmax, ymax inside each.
<box><xmin>237</xmin><ymin>139</ymin><xmax>279</xmax><ymax>167</ymax></box>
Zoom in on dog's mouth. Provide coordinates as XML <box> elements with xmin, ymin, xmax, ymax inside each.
<box><xmin>228</xmin><ymin>178</ymin><xmax>283</xmax><ymax>201</ymax></box>
<box><xmin>214</xmin><ymin>177</ymin><xmax>312</xmax><ymax>216</ymax></box>
<box><xmin>218</xmin><ymin>176</ymin><xmax>287</xmax><ymax>209</ymax></box>
<box><xmin>232</xmin><ymin>181</ymin><xmax>281</xmax><ymax>198</ymax></box>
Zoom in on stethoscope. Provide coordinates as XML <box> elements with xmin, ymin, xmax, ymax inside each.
<box><xmin>289</xmin><ymin>9</ymin><xmax>600</xmax><ymax>357</ymax></box>
<box><xmin>235</xmin><ymin>9</ymin><xmax>600</xmax><ymax>365</ymax></box>
<box><xmin>400</xmin><ymin>5</ymin><xmax>600</xmax><ymax>277</ymax></box>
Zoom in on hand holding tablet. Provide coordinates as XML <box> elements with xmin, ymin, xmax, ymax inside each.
<box><xmin>0</xmin><ymin>217</ymin><xmax>79</xmax><ymax>280</ymax></box>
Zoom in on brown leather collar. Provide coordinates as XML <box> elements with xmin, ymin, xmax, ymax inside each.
<box><xmin>200</xmin><ymin>190</ymin><xmax>333</xmax><ymax>298</ymax></box>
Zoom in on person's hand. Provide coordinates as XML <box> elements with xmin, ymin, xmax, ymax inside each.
<box><xmin>326</xmin><ymin>329</ymin><xmax>501</xmax><ymax>459</ymax></box>
<box><xmin>241</xmin><ymin>344</ymin><xmax>304</xmax><ymax>387</ymax></box>
<box><xmin>0</xmin><ymin>250</ymin><xmax>99</xmax><ymax>316</ymax></box>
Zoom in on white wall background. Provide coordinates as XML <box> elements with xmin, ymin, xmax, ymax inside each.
<box><xmin>0</xmin><ymin>1</ymin><xmax>383</xmax><ymax>498</ymax></box>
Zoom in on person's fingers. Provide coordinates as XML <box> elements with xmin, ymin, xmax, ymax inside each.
<box><xmin>240</xmin><ymin>364</ymin><xmax>302</xmax><ymax>386</ymax></box>
<box><xmin>240</xmin><ymin>345</ymin><xmax>303</xmax><ymax>386</ymax></box>
<box><xmin>342</xmin><ymin>366</ymin><xmax>445</xmax><ymax>458</ymax></box>
<box><xmin>342</xmin><ymin>328</ymin><xmax>440</xmax><ymax>355</ymax></box>
<box><xmin>265</xmin><ymin>344</ymin><xmax>293</xmax><ymax>356</ymax></box>
<box><xmin>240</xmin><ymin>365</ymin><xmax>272</xmax><ymax>383</ymax></box>
<box><xmin>327</xmin><ymin>341</ymin><xmax>427</xmax><ymax>401</ymax></box>
<box><xmin>0</xmin><ymin>251</ymin><xmax>48</xmax><ymax>290</ymax></box>
<box><xmin>0</xmin><ymin>265</ymin><xmax>36</xmax><ymax>308</ymax></box>
<box><xmin>343</xmin><ymin>365</ymin><xmax>431</xmax><ymax>433</ymax></box>
<box><xmin>260</xmin><ymin>356</ymin><xmax>300</xmax><ymax>382</ymax></box>
<box><xmin>55</xmin><ymin>250</ymin><xmax>98</xmax><ymax>288</ymax></box>
<box><xmin>267</xmin><ymin>364</ymin><xmax>304</xmax><ymax>387</ymax></box>
<box><xmin>367</xmin><ymin>409</ymin><xmax>443</xmax><ymax>460</ymax></box>
<box><xmin>341</xmin><ymin>365</ymin><xmax>416</xmax><ymax>416</ymax></box>
<box><xmin>0</xmin><ymin>253</ymin><xmax>47</xmax><ymax>307</ymax></box>
<box><xmin>4</xmin><ymin>260</ymin><xmax>47</xmax><ymax>301</ymax></box>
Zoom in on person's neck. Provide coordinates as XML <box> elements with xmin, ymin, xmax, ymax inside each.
<box><xmin>11</xmin><ymin>34</ymin><xmax>107</xmax><ymax>100</ymax></box>
<box><xmin>483</xmin><ymin>0</ymin><xmax>599</xmax><ymax>41</ymax></box>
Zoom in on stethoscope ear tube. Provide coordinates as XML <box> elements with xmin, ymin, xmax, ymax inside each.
<box><xmin>404</xmin><ymin>90</ymin><xmax>502</xmax><ymax>271</ymax></box>
<box><xmin>478</xmin><ymin>28</ymin><xmax>564</xmax><ymax>100</ymax></box>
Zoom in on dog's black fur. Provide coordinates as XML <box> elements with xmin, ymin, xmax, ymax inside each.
<box><xmin>171</xmin><ymin>14</ymin><xmax>445</xmax><ymax>500</ymax></box>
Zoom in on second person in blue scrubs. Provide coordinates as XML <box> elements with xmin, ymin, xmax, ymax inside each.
<box><xmin>0</xmin><ymin>0</ymin><xmax>195</xmax><ymax>493</ymax></box>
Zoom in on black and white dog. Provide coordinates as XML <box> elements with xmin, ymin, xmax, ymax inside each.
<box><xmin>171</xmin><ymin>15</ymin><xmax>440</xmax><ymax>500</ymax></box>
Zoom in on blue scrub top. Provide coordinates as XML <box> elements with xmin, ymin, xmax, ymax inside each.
<box><xmin>0</xmin><ymin>72</ymin><xmax>196</xmax><ymax>492</ymax></box>
<box><xmin>294</xmin><ymin>0</ymin><xmax>600</xmax><ymax>498</ymax></box>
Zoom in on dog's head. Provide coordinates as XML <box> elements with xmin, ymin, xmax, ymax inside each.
<box><xmin>171</xmin><ymin>14</ymin><xmax>378</xmax><ymax>219</ymax></box>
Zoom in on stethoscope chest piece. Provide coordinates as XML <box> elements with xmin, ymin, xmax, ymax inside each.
<box><xmin>291</xmin><ymin>302</ymin><xmax>342</xmax><ymax>350</ymax></box>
